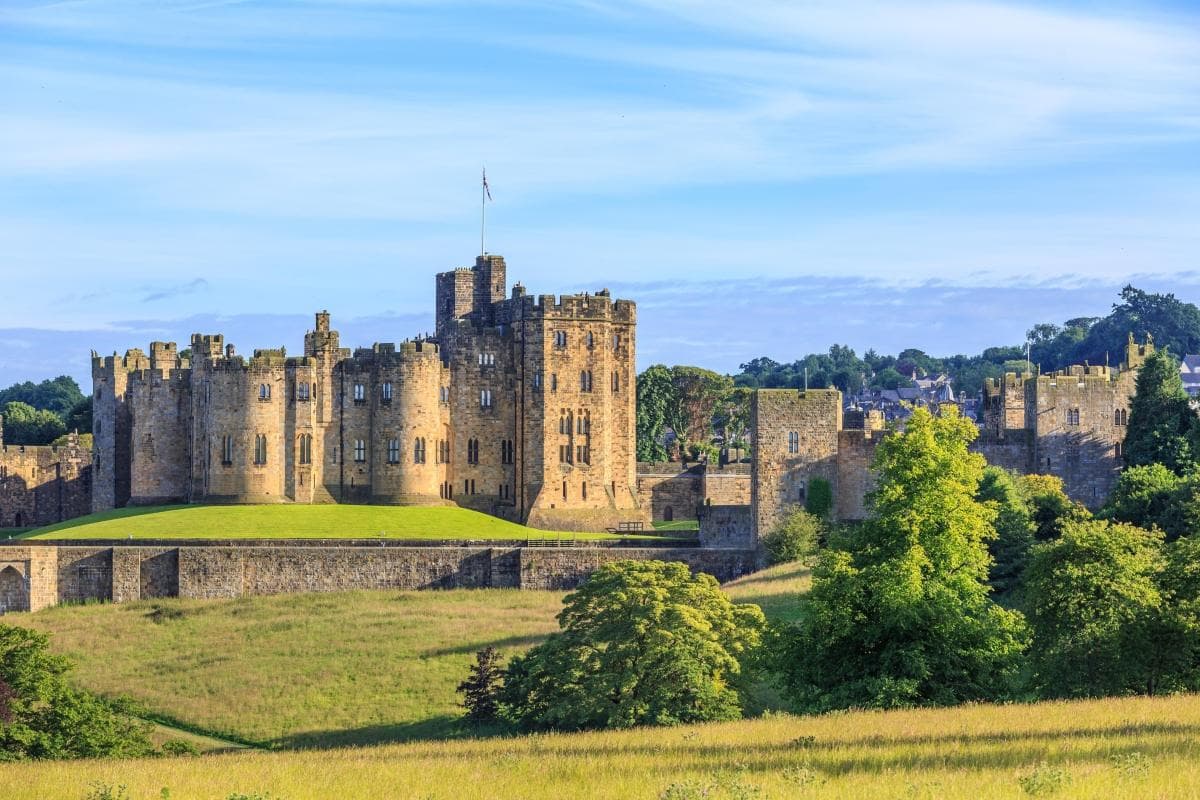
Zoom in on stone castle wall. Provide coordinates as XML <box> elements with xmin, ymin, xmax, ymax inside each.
<box><xmin>0</xmin><ymin>541</ymin><xmax>756</xmax><ymax>611</ymax></box>
<box><xmin>751</xmin><ymin>389</ymin><xmax>842</xmax><ymax>537</ymax></box>
<box><xmin>0</xmin><ymin>427</ymin><xmax>92</xmax><ymax>529</ymax></box>
<box><xmin>634</xmin><ymin>462</ymin><xmax>751</xmax><ymax>522</ymax></box>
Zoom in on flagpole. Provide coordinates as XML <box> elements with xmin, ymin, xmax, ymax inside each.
<box><xmin>480</xmin><ymin>167</ymin><xmax>486</xmax><ymax>256</ymax></box>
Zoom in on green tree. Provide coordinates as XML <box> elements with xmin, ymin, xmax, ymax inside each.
<box><xmin>1107</xmin><ymin>464</ymin><xmax>1182</xmax><ymax>530</ymax></box>
<box><xmin>0</xmin><ymin>376</ymin><xmax>84</xmax><ymax>420</ymax></box>
<box><xmin>1</xmin><ymin>401</ymin><xmax>67</xmax><ymax>446</ymax></box>
<box><xmin>871</xmin><ymin>367</ymin><xmax>912</xmax><ymax>390</ymax></box>
<box><xmin>1020</xmin><ymin>473</ymin><xmax>1090</xmax><ymax>541</ymax></box>
<box><xmin>976</xmin><ymin>467</ymin><xmax>1035</xmax><ymax>602</ymax></box>
<box><xmin>65</xmin><ymin>396</ymin><xmax>92</xmax><ymax>436</ymax></box>
<box><xmin>804</xmin><ymin>476</ymin><xmax>833</xmax><ymax>519</ymax></box>
<box><xmin>1124</xmin><ymin>349</ymin><xmax>1197</xmax><ymax>474</ymax></box>
<box><xmin>664</xmin><ymin>367</ymin><xmax>732</xmax><ymax>460</ymax></box>
<box><xmin>635</xmin><ymin>365</ymin><xmax>674</xmax><ymax>462</ymax></box>
<box><xmin>762</xmin><ymin>508</ymin><xmax>823</xmax><ymax>565</ymax></box>
<box><xmin>1024</xmin><ymin>520</ymin><xmax>1171</xmax><ymax>697</ymax></box>
<box><xmin>501</xmin><ymin>561</ymin><xmax>765</xmax><ymax>731</ymax></box>
<box><xmin>0</xmin><ymin>625</ymin><xmax>155</xmax><ymax>760</ymax></box>
<box><xmin>456</xmin><ymin>646</ymin><xmax>505</xmax><ymax>725</ymax></box>
<box><xmin>773</xmin><ymin>408</ymin><xmax>1028</xmax><ymax>712</ymax></box>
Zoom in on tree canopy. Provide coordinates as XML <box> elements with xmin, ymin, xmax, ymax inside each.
<box><xmin>1123</xmin><ymin>349</ymin><xmax>1198</xmax><ymax>474</ymax></box>
<box><xmin>772</xmin><ymin>408</ymin><xmax>1028</xmax><ymax>712</ymax></box>
<box><xmin>500</xmin><ymin>560</ymin><xmax>765</xmax><ymax>731</ymax></box>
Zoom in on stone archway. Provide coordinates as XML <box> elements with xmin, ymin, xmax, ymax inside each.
<box><xmin>663</xmin><ymin>505</ymin><xmax>674</xmax><ymax>522</ymax></box>
<box><xmin>0</xmin><ymin>565</ymin><xmax>28</xmax><ymax>614</ymax></box>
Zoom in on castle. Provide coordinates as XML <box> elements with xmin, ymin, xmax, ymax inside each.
<box><xmin>644</xmin><ymin>335</ymin><xmax>1154</xmax><ymax>546</ymax></box>
<box><xmin>0</xmin><ymin>423</ymin><xmax>91</xmax><ymax>530</ymax></box>
<box><xmin>92</xmin><ymin>255</ymin><xmax>643</xmax><ymax>531</ymax></box>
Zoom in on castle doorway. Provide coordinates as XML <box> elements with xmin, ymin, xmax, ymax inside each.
<box><xmin>664</xmin><ymin>506</ymin><xmax>674</xmax><ymax>522</ymax></box>
<box><xmin>0</xmin><ymin>566</ymin><xmax>28</xmax><ymax>614</ymax></box>
<box><xmin>13</xmin><ymin>512</ymin><xmax>21</xmax><ymax>528</ymax></box>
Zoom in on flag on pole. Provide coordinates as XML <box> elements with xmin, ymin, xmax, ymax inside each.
<box><xmin>483</xmin><ymin>168</ymin><xmax>492</xmax><ymax>201</ymax></box>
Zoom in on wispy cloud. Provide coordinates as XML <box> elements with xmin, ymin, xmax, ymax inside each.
<box><xmin>142</xmin><ymin>277</ymin><xmax>209</xmax><ymax>302</ymax></box>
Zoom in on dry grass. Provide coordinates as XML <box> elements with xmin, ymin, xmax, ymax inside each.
<box><xmin>5</xmin><ymin>693</ymin><xmax>1199</xmax><ymax>799</ymax></box>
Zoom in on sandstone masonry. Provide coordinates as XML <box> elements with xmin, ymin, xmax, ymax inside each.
<box><xmin>93</xmin><ymin>255</ymin><xmax>646</xmax><ymax>532</ymax></box>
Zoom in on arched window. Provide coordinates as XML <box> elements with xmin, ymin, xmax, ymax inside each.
<box><xmin>354</xmin><ymin>439</ymin><xmax>366</xmax><ymax>462</ymax></box>
<box><xmin>586</xmin><ymin>331</ymin><xmax>594</xmax><ymax>348</ymax></box>
<box><xmin>353</xmin><ymin>383</ymin><xmax>366</xmax><ymax>403</ymax></box>
<box><xmin>550</xmin><ymin>373</ymin><xmax>558</xmax><ymax>392</ymax></box>
<box><xmin>480</xmin><ymin>389</ymin><xmax>493</xmax><ymax>408</ymax></box>
<box><xmin>221</xmin><ymin>435</ymin><xmax>234</xmax><ymax>465</ymax></box>
<box><xmin>611</xmin><ymin>371</ymin><xmax>620</xmax><ymax>393</ymax></box>
<box><xmin>413</xmin><ymin>437</ymin><xmax>426</xmax><ymax>464</ymax></box>
<box><xmin>254</xmin><ymin>434</ymin><xmax>267</xmax><ymax>465</ymax></box>
<box><xmin>259</xmin><ymin>383</ymin><xmax>271</xmax><ymax>401</ymax></box>
<box><xmin>298</xmin><ymin>434</ymin><xmax>312</xmax><ymax>465</ymax></box>
<box><xmin>467</xmin><ymin>438</ymin><xmax>479</xmax><ymax>464</ymax></box>
<box><xmin>382</xmin><ymin>382</ymin><xmax>393</xmax><ymax>402</ymax></box>
<box><xmin>788</xmin><ymin>431</ymin><xmax>800</xmax><ymax>454</ymax></box>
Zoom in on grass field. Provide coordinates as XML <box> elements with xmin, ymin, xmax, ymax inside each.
<box><xmin>652</xmin><ymin>519</ymin><xmax>700</xmax><ymax>532</ymax></box>
<box><xmin>4</xmin><ymin>693</ymin><xmax>1198</xmax><ymax>799</ymax></box>
<box><xmin>14</xmin><ymin>562</ymin><xmax>810</xmax><ymax>748</ymax></box>
<box><xmin>23</xmin><ymin>504</ymin><xmax>665</xmax><ymax>541</ymax></box>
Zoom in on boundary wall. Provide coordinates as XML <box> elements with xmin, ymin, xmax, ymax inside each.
<box><xmin>0</xmin><ymin>541</ymin><xmax>758</xmax><ymax>611</ymax></box>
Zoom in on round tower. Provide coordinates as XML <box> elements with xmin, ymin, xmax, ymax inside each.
<box><xmin>370</xmin><ymin>340</ymin><xmax>445</xmax><ymax>504</ymax></box>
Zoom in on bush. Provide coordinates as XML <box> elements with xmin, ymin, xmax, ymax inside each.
<box><xmin>501</xmin><ymin>561</ymin><xmax>765</xmax><ymax>731</ymax></box>
<box><xmin>0</xmin><ymin>625</ymin><xmax>154</xmax><ymax>761</ymax></box>
<box><xmin>804</xmin><ymin>478</ymin><xmax>833</xmax><ymax>519</ymax></box>
<box><xmin>762</xmin><ymin>508</ymin><xmax>823</xmax><ymax>565</ymax></box>
<box><xmin>456</xmin><ymin>646</ymin><xmax>504</xmax><ymax>724</ymax></box>
<box><xmin>160</xmin><ymin>738</ymin><xmax>200</xmax><ymax>756</ymax></box>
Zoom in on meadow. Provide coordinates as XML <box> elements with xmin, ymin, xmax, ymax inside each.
<box><xmin>21</xmin><ymin>504</ymin><xmax>667</xmax><ymax>541</ymax></box>
<box><xmin>15</xmin><ymin>563</ymin><xmax>810</xmax><ymax>747</ymax></box>
<box><xmin>2</xmin><ymin>694</ymin><xmax>1197</xmax><ymax>799</ymax></box>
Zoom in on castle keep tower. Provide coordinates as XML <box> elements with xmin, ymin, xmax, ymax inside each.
<box><xmin>92</xmin><ymin>255</ymin><xmax>646</xmax><ymax>531</ymax></box>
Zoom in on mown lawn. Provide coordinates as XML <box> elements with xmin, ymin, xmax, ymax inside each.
<box><xmin>4</xmin><ymin>693</ymin><xmax>1198</xmax><ymax>799</ymax></box>
<box><xmin>25</xmin><ymin>504</ymin><xmax>663</xmax><ymax>541</ymax></box>
<box><xmin>14</xmin><ymin>562</ymin><xmax>809</xmax><ymax>749</ymax></box>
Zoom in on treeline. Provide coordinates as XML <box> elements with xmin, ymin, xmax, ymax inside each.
<box><xmin>0</xmin><ymin>376</ymin><xmax>91</xmax><ymax>446</ymax></box>
<box><xmin>730</xmin><ymin>285</ymin><xmax>1200</xmax><ymax>397</ymax></box>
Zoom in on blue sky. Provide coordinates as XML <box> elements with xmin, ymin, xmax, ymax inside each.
<box><xmin>2</xmin><ymin>0</ymin><xmax>1199</xmax><ymax>388</ymax></box>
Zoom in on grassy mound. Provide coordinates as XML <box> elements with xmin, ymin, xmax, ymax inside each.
<box><xmin>24</xmin><ymin>504</ymin><xmax>663</xmax><ymax>541</ymax></box>
<box><xmin>4</xmin><ymin>693</ymin><xmax>1197</xmax><ymax>799</ymax></box>
<box><xmin>13</xmin><ymin>563</ymin><xmax>809</xmax><ymax>749</ymax></box>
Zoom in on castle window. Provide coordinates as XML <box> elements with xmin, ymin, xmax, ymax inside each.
<box><xmin>554</xmin><ymin>330</ymin><xmax>567</xmax><ymax>348</ymax></box>
<box><xmin>354</xmin><ymin>439</ymin><xmax>366</xmax><ymax>462</ymax></box>
<box><xmin>1115</xmin><ymin>408</ymin><xmax>1128</xmax><ymax>426</ymax></box>
<box><xmin>221</xmin><ymin>436</ymin><xmax>234</xmax><ymax>465</ymax></box>
<box><xmin>586</xmin><ymin>331</ymin><xmax>594</xmax><ymax>349</ymax></box>
<box><xmin>331</xmin><ymin>446</ymin><xmax>338</xmax><ymax>464</ymax></box>
<box><xmin>413</xmin><ymin>437</ymin><xmax>426</xmax><ymax>464</ymax></box>
<box><xmin>467</xmin><ymin>438</ymin><xmax>479</xmax><ymax>465</ymax></box>
<box><xmin>254</xmin><ymin>434</ymin><xmax>267</xmax><ymax>465</ymax></box>
<box><xmin>562</xmin><ymin>480</ymin><xmax>568</xmax><ymax>500</ymax></box>
<box><xmin>533</xmin><ymin>373</ymin><xmax>542</xmax><ymax>391</ymax></box>
<box><xmin>296</xmin><ymin>382</ymin><xmax>310</xmax><ymax>401</ymax></box>
<box><xmin>298</xmin><ymin>434</ymin><xmax>312</xmax><ymax>465</ymax></box>
<box><xmin>259</xmin><ymin>383</ymin><xmax>271</xmax><ymax>401</ymax></box>
<box><xmin>478</xmin><ymin>353</ymin><xmax>495</xmax><ymax>367</ymax></box>
<box><xmin>796</xmin><ymin>480</ymin><xmax>807</xmax><ymax>502</ymax></box>
<box><xmin>580</xmin><ymin>370</ymin><xmax>593</xmax><ymax>392</ymax></box>
<box><xmin>582</xmin><ymin>481</ymin><xmax>588</xmax><ymax>500</ymax></box>
<box><xmin>613</xmin><ymin>334</ymin><xmax>620</xmax><ymax>351</ymax></box>
<box><xmin>550</xmin><ymin>373</ymin><xmax>558</xmax><ymax>392</ymax></box>
<box><xmin>501</xmin><ymin>439</ymin><xmax>514</xmax><ymax>464</ymax></box>
<box><xmin>440</xmin><ymin>386</ymin><xmax>450</xmax><ymax>404</ymax></box>
<box><xmin>438</xmin><ymin>438</ymin><xmax>450</xmax><ymax>464</ymax></box>
<box><xmin>382</xmin><ymin>382</ymin><xmax>393</xmax><ymax>403</ymax></box>
<box><xmin>96</xmin><ymin>420</ymin><xmax>102</xmax><ymax>435</ymax></box>
<box><xmin>480</xmin><ymin>389</ymin><xmax>493</xmax><ymax>409</ymax></box>
<box><xmin>1116</xmin><ymin>442</ymin><xmax>1123</xmax><ymax>458</ymax></box>
<box><xmin>353</xmin><ymin>383</ymin><xmax>366</xmax><ymax>404</ymax></box>
<box><xmin>788</xmin><ymin>431</ymin><xmax>800</xmax><ymax>454</ymax></box>
<box><xmin>471</xmin><ymin>479</ymin><xmax>476</xmax><ymax>495</ymax></box>
<box><xmin>1067</xmin><ymin>408</ymin><xmax>1081</xmax><ymax>426</ymax></box>
<box><xmin>611</xmin><ymin>371</ymin><xmax>620</xmax><ymax>393</ymax></box>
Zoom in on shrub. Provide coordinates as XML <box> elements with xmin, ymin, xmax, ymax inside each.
<box><xmin>160</xmin><ymin>738</ymin><xmax>200</xmax><ymax>756</ymax></box>
<box><xmin>456</xmin><ymin>646</ymin><xmax>504</xmax><ymax>724</ymax></box>
<box><xmin>501</xmin><ymin>561</ymin><xmax>765</xmax><ymax>731</ymax></box>
<box><xmin>762</xmin><ymin>508</ymin><xmax>823</xmax><ymax>565</ymax></box>
<box><xmin>0</xmin><ymin>625</ymin><xmax>155</xmax><ymax>761</ymax></box>
<box><xmin>804</xmin><ymin>478</ymin><xmax>833</xmax><ymax>519</ymax></box>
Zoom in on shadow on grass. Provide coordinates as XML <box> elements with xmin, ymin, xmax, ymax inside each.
<box><xmin>268</xmin><ymin>715</ymin><xmax>517</xmax><ymax>750</ymax></box>
<box><xmin>424</xmin><ymin>633</ymin><xmax>550</xmax><ymax>658</ymax></box>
